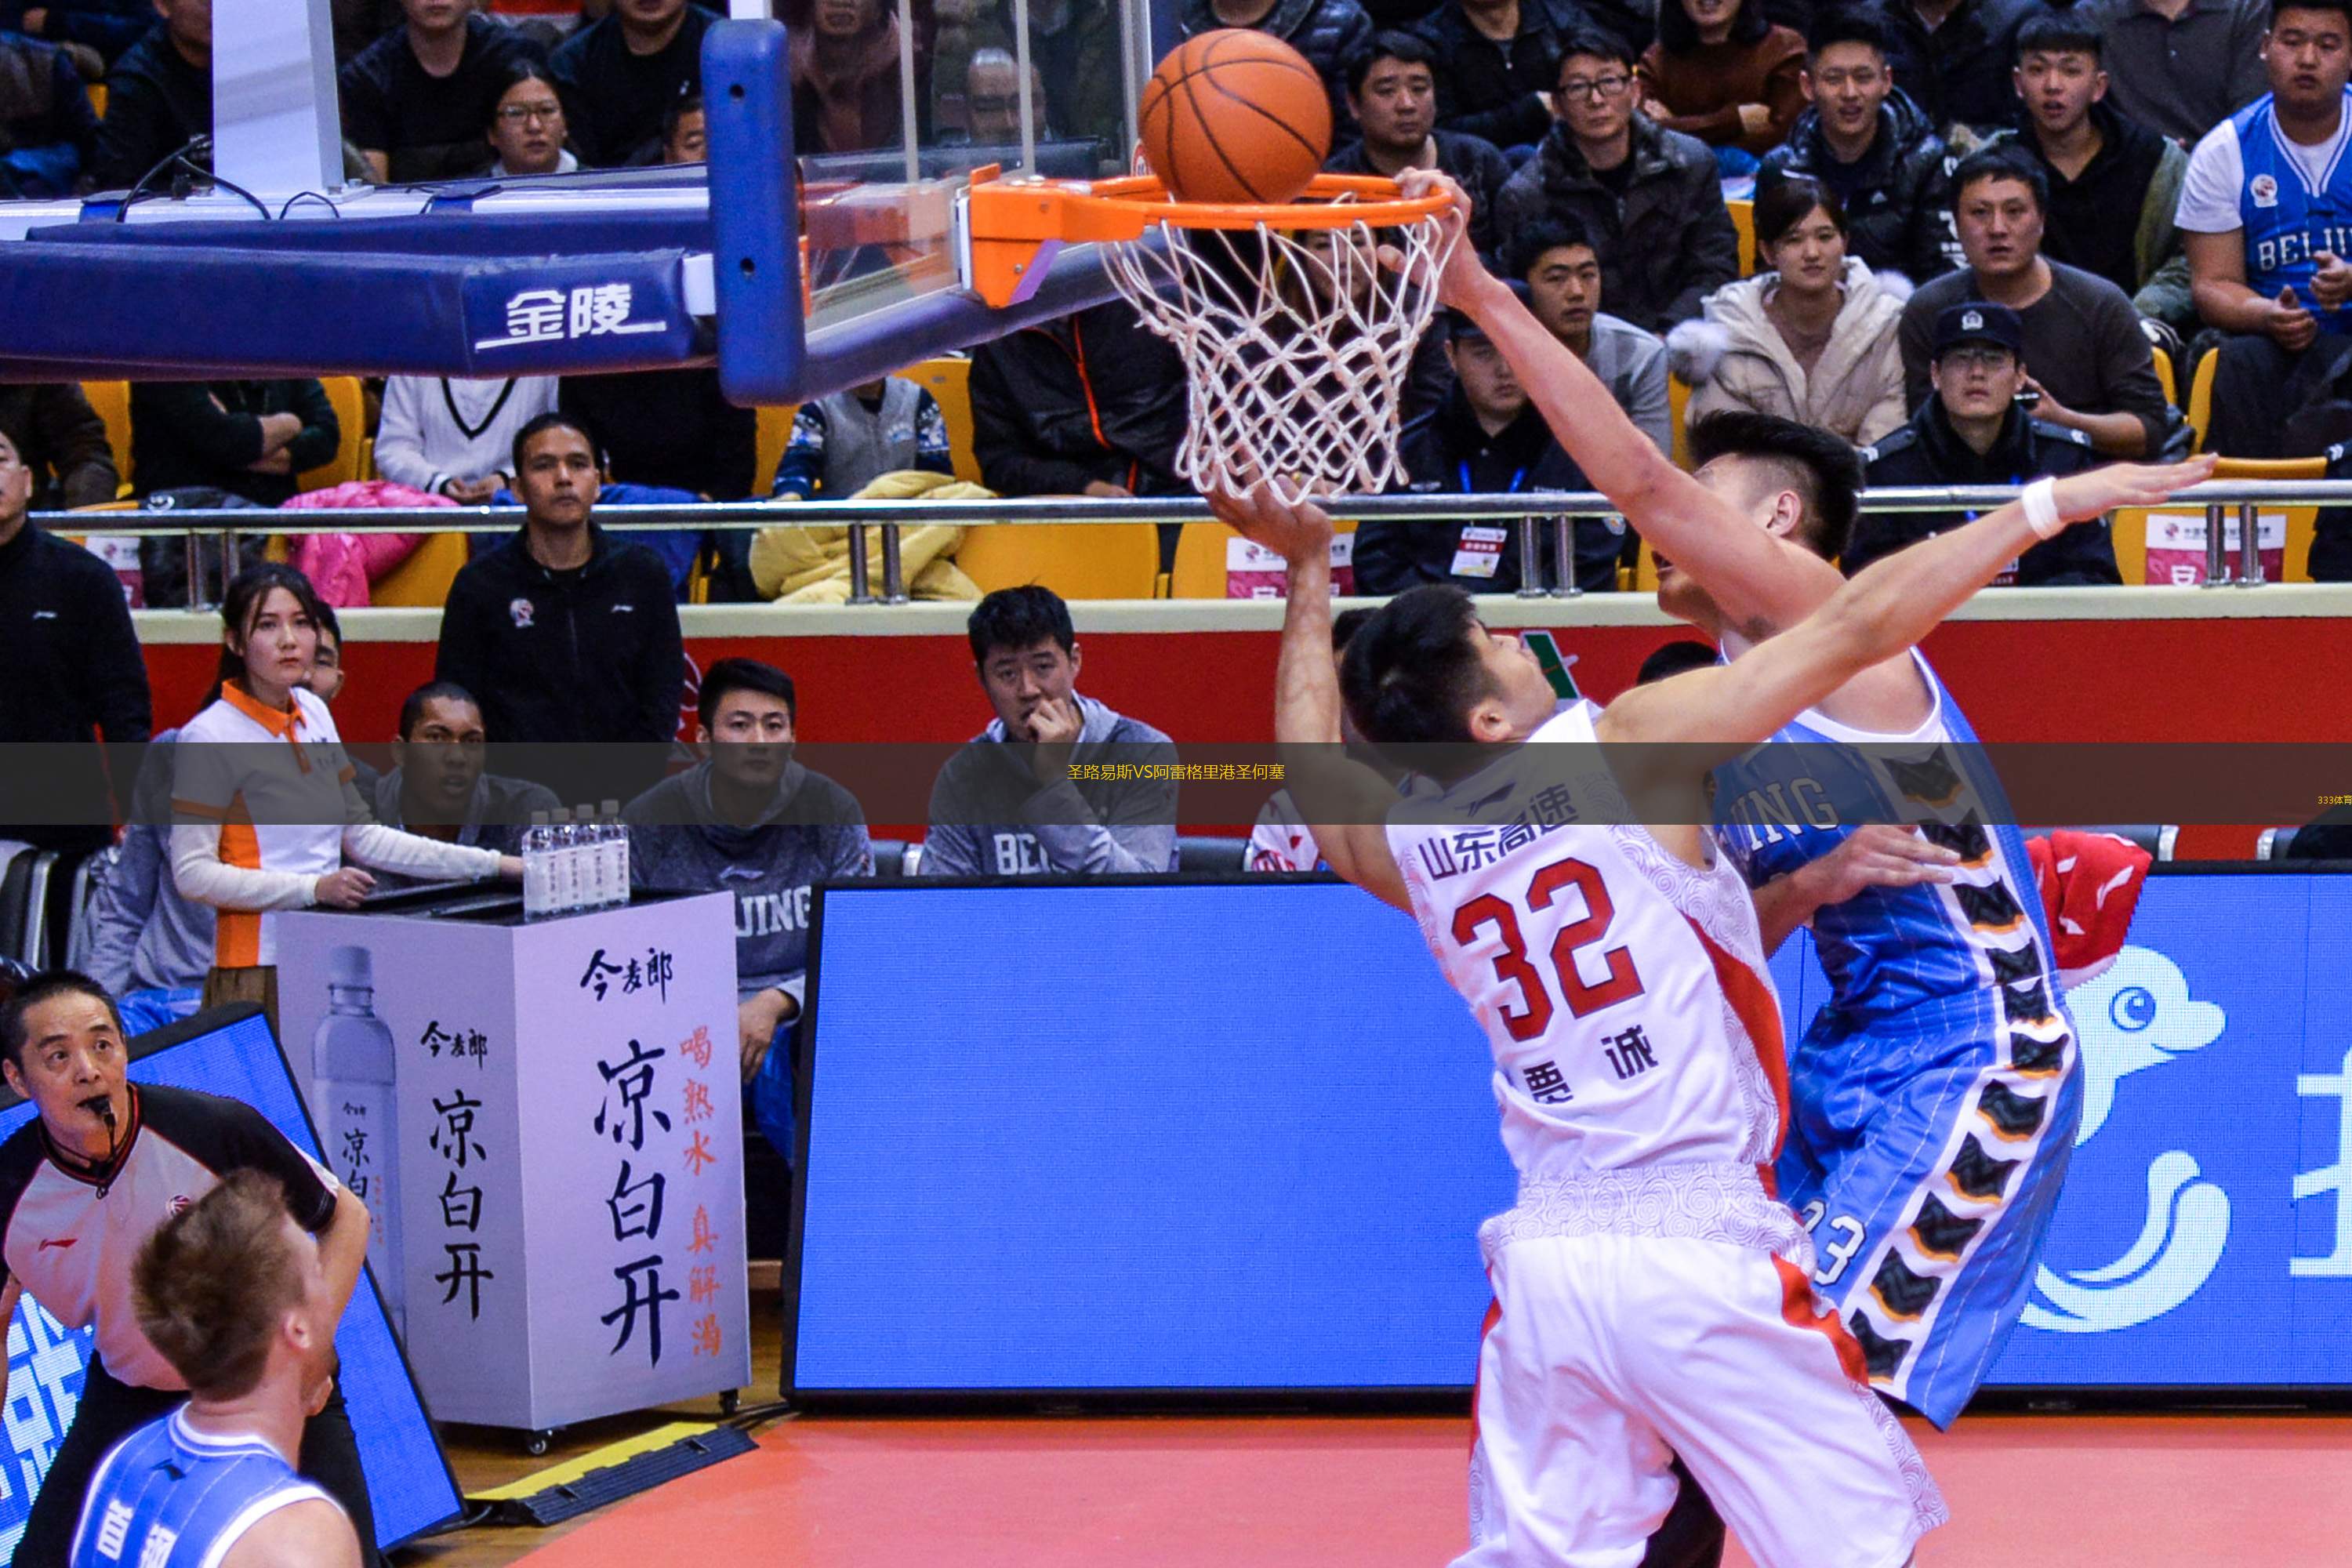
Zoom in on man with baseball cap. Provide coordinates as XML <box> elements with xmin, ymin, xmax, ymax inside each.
<box><xmin>1855</xmin><ymin>300</ymin><xmax>2117</xmax><ymax>585</ymax></box>
<box><xmin>1356</xmin><ymin>282</ymin><xmax>1625</xmax><ymax>596</ymax></box>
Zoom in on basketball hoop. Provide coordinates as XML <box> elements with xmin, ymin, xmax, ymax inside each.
<box><xmin>961</xmin><ymin>170</ymin><xmax>1459</xmax><ymax>505</ymax></box>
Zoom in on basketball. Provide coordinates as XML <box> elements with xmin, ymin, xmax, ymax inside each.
<box><xmin>1139</xmin><ymin>29</ymin><xmax>1334</xmax><ymax>206</ymax></box>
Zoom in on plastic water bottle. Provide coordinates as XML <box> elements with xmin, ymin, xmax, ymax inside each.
<box><xmin>554</xmin><ymin>809</ymin><xmax>583</xmax><ymax>913</ymax></box>
<box><xmin>582</xmin><ymin>808</ymin><xmax>613</xmax><ymax>909</ymax></box>
<box><xmin>601</xmin><ymin>800</ymin><xmax>629</xmax><ymax>906</ymax></box>
<box><xmin>522</xmin><ymin>811</ymin><xmax>552</xmax><ymax>920</ymax></box>
<box><xmin>315</xmin><ymin>946</ymin><xmax>403</xmax><ymax>1337</ymax></box>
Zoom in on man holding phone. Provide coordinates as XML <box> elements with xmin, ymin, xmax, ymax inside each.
<box><xmin>1855</xmin><ymin>303</ymin><xmax>2117</xmax><ymax>585</ymax></box>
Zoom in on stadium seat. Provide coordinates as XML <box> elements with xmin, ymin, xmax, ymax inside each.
<box><xmin>370</xmin><ymin>531</ymin><xmax>470</xmax><ymax>607</ymax></box>
<box><xmin>2114</xmin><ymin>455</ymin><xmax>2323</xmax><ymax>584</ymax></box>
<box><xmin>2152</xmin><ymin>345</ymin><xmax>2176</xmax><ymax>408</ymax></box>
<box><xmin>955</xmin><ymin>521</ymin><xmax>1160</xmax><ymax>598</ymax></box>
<box><xmin>909</xmin><ymin>356</ymin><xmax>982</xmax><ymax>483</ymax></box>
<box><xmin>86</xmin><ymin>82</ymin><xmax>105</xmax><ymax>119</ymax></box>
<box><xmin>0</xmin><ymin>849</ymin><xmax>57</xmax><ymax>966</ymax></box>
<box><xmin>870</xmin><ymin>838</ymin><xmax>908</xmax><ymax>878</ymax></box>
<box><xmin>298</xmin><ymin>376</ymin><xmax>367</xmax><ymax>492</ymax></box>
<box><xmin>2258</xmin><ymin>826</ymin><xmax>2302</xmax><ymax>860</ymax></box>
<box><xmin>1729</xmin><ymin>198</ymin><xmax>1755</xmax><ymax>277</ymax></box>
<box><xmin>1669</xmin><ymin>376</ymin><xmax>1692</xmax><ymax>469</ymax></box>
<box><xmin>1177</xmin><ymin>835</ymin><xmax>1246</xmax><ymax>873</ymax></box>
<box><xmin>82</xmin><ymin>379</ymin><xmax>132</xmax><ymax>494</ymax></box>
<box><xmin>1167</xmin><ymin>518</ymin><xmax>1359</xmax><ymax>598</ymax></box>
<box><xmin>753</xmin><ymin>403</ymin><xmax>798</xmax><ymax>495</ymax></box>
<box><xmin>2187</xmin><ymin>349</ymin><xmax>2214</xmax><ymax>451</ymax></box>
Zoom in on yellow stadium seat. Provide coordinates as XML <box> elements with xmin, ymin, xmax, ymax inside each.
<box><xmin>910</xmin><ymin>356</ymin><xmax>982</xmax><ymax>482</ymax></box>
<box><xmin>1729</xmin><ymin>198</ymin><xmax>1755</xmax><ymax>278</ymax></box>
<box><xmin>1669</xmin><ymin>375</ymin><xmax>1692</xmax><ymax>470</ymax></box>
<box><xmin>371</xmin><ymin>531</ymin><xmax>472</xmax><ymax>607</ymax></box>
<box><xmin>81</xmin><ymin>379</ymin><xmax>132</xmax><ymax>494</ymax></box>
<box><xmin>1633</xmin><ymin>538</ymin><xmax>1659</xmax><ymax>593</ymax></box>
<box><xmin>754</xmin><ymin>403</ymin><xmax>798</xmax><ymax>495</ymax></box>
<box><xmin>2122</xmin><ymin>455</ymin><xmax>2323</xmax><ymax>584</ymax></box>
<box><xmin>86</xmin><ymin>83</ymin><xmax>105</xmax><ymax>119</ymax></box>
<box><xmin>1167</xmin><ymin>519</ymin><xmax>1359</xmax><ymax>597</ymax></box>
<box><xmin>954</xmin><ymin>521</ymin><xmax>1160</xmax><ymax>598</ymax></box>
<box><xmin>2152</xmin><ymin>345</ymin><xmax>2176</xmax><ymax>408</ymax></box>
<box><xmin>2187</xmin><ymin>347</ymin><xmax>2214</xmax><ymax>452</ymax></box>
<box><xmin>298</xmin><ymin>376</ymin><xmax>367</xmax><ymax>492</ymax></box>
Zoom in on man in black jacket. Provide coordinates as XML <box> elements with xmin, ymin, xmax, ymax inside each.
<box><xmin>968</xmin><ymin>299</ymin><xmax>1188</xmax><ymax>500</ymax></box>
<box><xmin>1178</xmin><ymin>0</ymin><xmax>1374</xmax><ymax>135</ymax></box>
<box><xmin>1414</xmin><ymin>0</ymin><xmax>1594</xmax><ymax>153</ymax></box>
<box><xmin>1358</xmin><ymin>301</ymin><xmax>1621</xmax><ymax>595</ymax></box>
<box><xmin>1758</xmin><ymin>9</ymin><xmax>1956</xmax><ymax>282</ymax></box>
<box><xmin>1327</xmin><ymin>31</ymin><xmax>1512</xmax><ymax>256</ymax></box>
<box><xmin>549</xmin><ymin>0</ymin><xmax>716</xmax><ymax>165</ymax></box>
<box><xmin>129</xmin><ymin>379</ymin><xmax>339</xmax><ymax>507</ymax></box>
<box><xmin>1493</xmin><ymin>27</ymin><xmax>1740</xmax><ymax>331</ymax></box>
<box><xmin>434</xmin><ymin>412</ymin><xmax>685</xmax><ymax>804</ymax></box>
<box><xmin>1857</xmin><ymin>301</ymin><xmax>2114</xmax><ymax>583</ymax></box>
<box><xmin>0</xmin><ymin>425</ymin><xmax>151</xmax><ymax>856</ymax></box>
<box><xmin>1873</xmin><ymin>0</ymin><xmax>2042</xmax><ymax>143</ymax></box>
<box><xmin>0</xmin><ymin>383</ymin><xmax>119</xmax><ymax>510</ymax></box>
<box><xmin>339</xmin><ymin>0</ymin><xmax>545</xmax><ymax>182</ymax></box>
<box><xmin>91</xmin><ymin>2</ymin><xmax>208</xmax><ymax>190</ymax></box>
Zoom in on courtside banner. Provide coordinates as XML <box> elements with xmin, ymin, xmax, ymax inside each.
<box><xmin>789</xmin><ymin>871</ymin><xmax>2352</xmax><ymax>1399</ymax></box>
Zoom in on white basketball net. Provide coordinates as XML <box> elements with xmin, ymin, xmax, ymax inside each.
<box><xmin>1101</xmin><ymin>211</ymin><xmax>1456</xmax><ymax>506</ymax></box>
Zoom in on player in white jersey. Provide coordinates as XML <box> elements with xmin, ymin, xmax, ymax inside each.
<box><xmin>1206</xmin><ymin>465</ymin><xmax>2199</xmax><ymax>1561</ymax></box>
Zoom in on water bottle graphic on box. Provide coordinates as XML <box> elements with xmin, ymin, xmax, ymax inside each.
<box><xmin>315</xmin><ymin>946</ymin><xmax>404</xmax><ymax>1337</ymax></box>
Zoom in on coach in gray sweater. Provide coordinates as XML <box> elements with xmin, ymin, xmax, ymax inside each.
<box><xmin>624</xmin><ymin>658</ymin><xmax>871</xmax><ymax>1160</ymax></box>
<box><xmin>922</xmin><ymin>586</ymin><xmax>1179</xmax><ymax>878</ymax></box>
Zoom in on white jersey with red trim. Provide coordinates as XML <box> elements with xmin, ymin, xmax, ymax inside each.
<box><xmin>1386</xmin><ymin>703</ymin><xmax>1790</xmax><ymax>1185</ymax></box>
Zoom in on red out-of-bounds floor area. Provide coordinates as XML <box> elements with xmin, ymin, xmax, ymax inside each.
<box><xmin>517</xmin><ymin>1412</ymin><xmax>2352</xmax><ymax>1567</ymax></box>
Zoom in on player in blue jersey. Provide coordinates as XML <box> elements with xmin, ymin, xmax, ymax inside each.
<box><xmin>1398</xmin><ymin>162</ymin><xmax>2212</xmax><ymax>1559</ymax></box>
<box><xmin>70</xmin><ymin>1171</ymin><xmax>360</xmax><ymax>1568</ymax></box>
<box><xmin>2180</xmin><ymin>0</ymin><xmax>2352</xmax><ymax>457</ymax></box>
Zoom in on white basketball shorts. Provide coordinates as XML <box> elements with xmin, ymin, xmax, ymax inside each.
<box><xmin>1456</xmin><ymin>1229</ymin><xmax>1949</xmax><ymax>1568</ymax></box>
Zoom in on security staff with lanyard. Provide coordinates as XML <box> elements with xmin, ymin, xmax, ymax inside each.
<box><xmin>0</xmin><ymin>973</ymin><xmax>379</xmax><ymax>1567</ymax></box>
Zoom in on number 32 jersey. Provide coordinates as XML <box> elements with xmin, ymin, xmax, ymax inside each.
<box><xmin>1387</xmin><ymin>704</ymin><xmax>1791</xmax><ymax>1185</ymax></box>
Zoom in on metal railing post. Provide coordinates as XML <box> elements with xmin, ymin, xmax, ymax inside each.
<box><xmin>1515</xmin><ymin>516</ymin><xmax>1545</xmax><ymax>598</ymax></box>
<box><xmin>1550</xmin><ymin>514</ymin><xmax>1581</xmax><ymax>597</ymax></box>
<box><xmin>2203</xmin><ymin>502</ymin><xmax>2230</xmax><ymax>586</ymax></box>
<box><xmin>846</xmin><ymin>523</ymin><xmax>873</xmax><ymax>604</ymax></box>
<box><xmin>184</xmin><ymin>528</ymin><xmax>204</xmax><ymax>612</ymax></box>
<box><xmin>2237</xmin><ymin>500</ymin><xmax>2266</xmax><ymax>586</ymax></box>
<box><xmin>880</xmin><ymin>522</ymin><xmax>909</xmax><ymax>604</ymax></box>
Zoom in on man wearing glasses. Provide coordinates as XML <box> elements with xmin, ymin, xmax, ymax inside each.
<box><xmin>1494</xmin><ymin>26</ymin><xmax>1740</xmax><ymax>331</ymax></box>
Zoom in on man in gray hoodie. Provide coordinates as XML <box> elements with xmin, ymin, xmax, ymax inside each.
<box><xmin>624</xmin><ymin>659</ymin><xmax>870</xmax><ymax>1164</ymax></box>
<box><xmin>923</xmin><ymin>586</ymin><xmax>1180</xmax><ymax>878</ymax></box>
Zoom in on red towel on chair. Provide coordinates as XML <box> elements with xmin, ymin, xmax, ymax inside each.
<box><xmin>2027</xmin><ymin>830</ymin><xmax>2153</xmax><ymax>990</ymax></box>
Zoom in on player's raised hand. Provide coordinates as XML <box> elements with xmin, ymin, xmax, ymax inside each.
<box><xmin>1386</xmin><ymin>168</ymin><xmax>1483</xmax><ymax>309</ymax></box>
<box><xmin>1205</xmin><ymin>481</ymin><xmax>1335</xmax><ymax>568</ymax></box>
<box><xmin>2048</xmin><ymin>453</ymin><xmax>2217</xmax><ymax>525</ymax></box>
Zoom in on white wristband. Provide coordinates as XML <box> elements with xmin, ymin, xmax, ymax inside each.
<box><xmin>2022</xmin><ymin>477</ymin><xmax>2062</xmax><ymax>539</ymax></box>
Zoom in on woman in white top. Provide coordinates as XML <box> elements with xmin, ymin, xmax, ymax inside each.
<box><xmin>1668</xmin><ymin>176</ymin><xmax>1911</xmax><ymax>447</ymax></box>
<box><xmin>171</xmin><ymin>564</ymin><xmax>521</xmax><ymax>1020</ymax></box>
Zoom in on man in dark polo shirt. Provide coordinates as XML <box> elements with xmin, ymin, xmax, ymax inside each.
<box><xmin>549</xmin><ymin>0</ymin><xmax>717</xmax><ymax>166</ymax></box>
<box><xmin>339</xmin><ymin>0</ymin><xmax>546</xmax><ymax>182</ymax></box>
<box><xmin>0</xmin><ymin>971</ymin><xmax>379</xmax><ymax>1566</ymax></box>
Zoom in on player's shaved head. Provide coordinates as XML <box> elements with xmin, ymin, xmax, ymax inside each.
<box><xmin>1687</xmin><ymin>411</ymin><xmax>1863</xmax><ymax>561</ymax></box>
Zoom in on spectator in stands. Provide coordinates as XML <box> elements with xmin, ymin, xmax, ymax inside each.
<box><xmin>434</xmin><ymin>412</ymin><xmax>686</xmax><ymax>803</ymax></box>
<box><xmin>1494</xmin><ymin>29</ymin><xmax>1740</xmax><ymax>332</ymax></box>
<box><xmin>1290</xmin><ymin>220</ymin><xmax>1456</xmax><ymax>426</ymax></box>
<box><xmin>303</xmin><ymin>602</ymin><xmax>347</xmax><ymax>706</ymax></box>
<box><xmin>968</xmin><ymin>299</ymin><xmax>1189</xmax><ymax>499</ymax></box>
<box><xmin>2182</xmin><ymin>0</ymin><xmax>2352</xmax><ymax>458</ymax></box>
<box><xmin>368</xmin><ymin>680</ymin><xmax>558</xmax><ymax>886</ymax></box>
<box><xmin>1361</xmin><ymin>299</ymin><xmax>1621</xmax><ymax>594</ymax></box>
<box><xmin>1179</xmin><ymin>0</ymin><xmax>1374</xmax><ymax>134</ymax></box>
<box><xmin>550</xmin><ymin>0</ymin><xmax>717</xmax><ymax>165</ymax></box>
<box><xmin>1900</xmin><ymin>146</ymin><xmax>2172</xmax><ymax>456</ymax></box>
<box><xmin>1874</xmin><ymin>0</ymin><xmax>2042</xmax><ymax>142</ymax></box>
<box><xmin>92</xmin><ymin>0</ymin><xmax>210</xmax><ymax>191</ymax></box>
<box><xmin>173</xmin><ymin>564</ymin><xmax>521</xmax><ymax>1016</ymax></box>
<box><xmin>0</xmin><ymin>383</ymin><xmax>119</xmax><ymax>510</ymax></box>
<box><xmin>791</xmin><ymin>0</ymin><xmax>908</xmax><ymax>154</ymax></box>
<box><xmin>375</xmin><ymin>372</ymin><xmax>561</xmax><ymax>502</ymax></box>
<box><xmin>1997</xmin><ymin>13</ymin><xmax>2193</xmax><ymax>336</ymax></box>
<box><xmin>663</xmin><ymin>89</ymin><xmax>706</xmax><ymax>161</ymax></box>
<box><xmin>1327</xmin><ymin>31</ymin><xmax>1511</xmax><ymax>257</ymax></box>
<box><xmin>1636</xmin><ymin>0</ymin><xmax>1807</xmax><ymax>158</ymax></box>
<box><xmin>485</xmin><ymin>61</ymin><xmax>575</xmax><ymax>175</ymax></box>
<box><xmin>81</xmin><ymin>735</ymin><xmax>211</xmax><ymax>1034</ymax></box>
<box><xmin>129</xmin><ymin>379</ymin><xmax>341</xmax><ymax>507</ymax></box>
<box><xmin>1415</xmin><ymin>0</ymin><xmax>1590</xmax><ymax>154</ymax></box>
<box><xmin>0</xmin><ymin>32</ymin><xmax>96</xmax><ymax>195</ymax></box>
<box><xmin>1858</xmin><ymin>300</ymin><xmax>2117</xmax><ymax>582</ymax></box>
<box><xmin>963</xmin><ymin>48</ymin><xmax>1049</xmax><ymax>143</ymax></box>
<box><xmin>924</xmin><ymin>586</ymin><xmax>1180</xmax><ymax>877</ymax></box>
<box><xmin>1029</xmin><ymin>0</ymin><xmax>1125</xmax><ymax>155</ymax></box>
<box><xmin>771</xmin><ymin>376</ymin><xmax>953</xmax><ymax>499</ymax></box>
<box><xmin>558</xmin><ymin>368</ymin><xmax>756</xmax><ymax>500</ymax></box>
<box><xmin>626</xmin><ymin>658</ymin><xmax>869</xmax><ymax>1163</ymax></box>
<box><xmin>339</xmin><ymin>0</ymin><xmax>545</xmax><ymax>183</ymax></box>
<box><xmin>0</xmin><ymin>424</ymin><xmax>151</xmax><ymax>857</ymax></box>
<box><xmin>1759</xmin><ymin>9</ymin><xmax>1955</xmax><ymax>283</ymax></box>
<box><xmin>1507</xmin><ymin>215</ymin><xmax>1674</xmax><ymax>453</ymax></box>
<box><xmin>4</xmin><ymin>0</ymin><xmax>156</xmax><ymax>67</ymax></box>
<box><xmin>2080</xmin><ymin>0</ymin><xmax>2269</xmax><ymax>145</ymax></box>
<box><xmin>1671</xmin><ymin>176</ymin><xmax>1911</xmax><ymax>444</ymax></box>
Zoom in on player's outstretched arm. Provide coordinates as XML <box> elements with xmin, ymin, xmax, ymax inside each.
<box><xmin>1397</xmin><ymin>169</ymin><xmax>1843</xmax><ymax>642</ymax></box>
<box><xmin>1599</xmin><ymin>458</ymin><xmax>2215</xmax><ymax>765</ymax></box>
<box><xmin>1207</xmin><ymin>485</ymin><xmax>1410</xmax><ymax>911</ymax></box>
